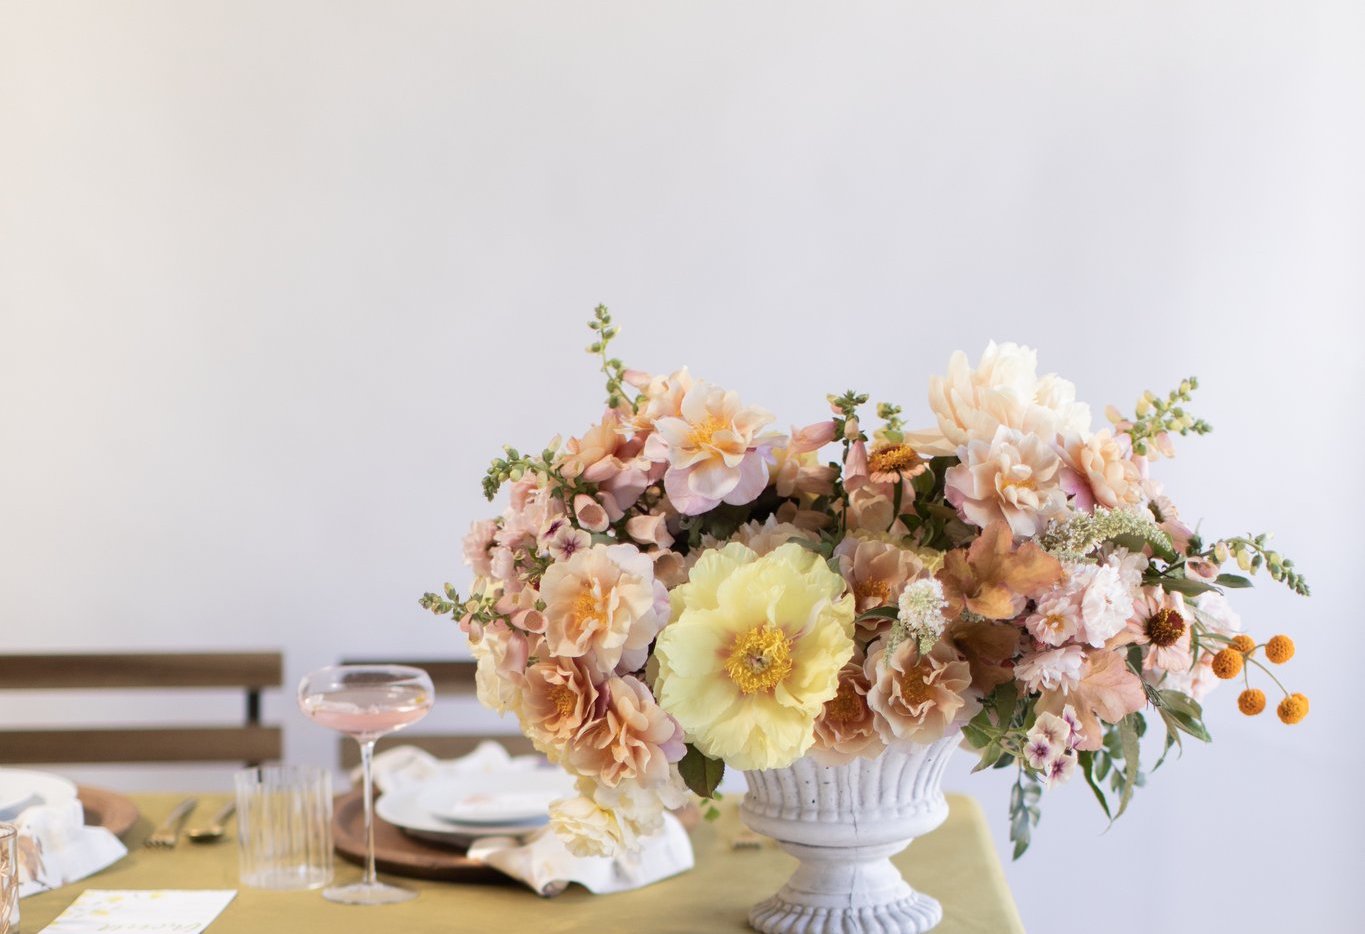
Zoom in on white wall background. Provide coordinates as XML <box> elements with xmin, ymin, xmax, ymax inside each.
<box><xmin>2</xmin><ymin>2</ymin><xmax>1362</xmax><ymax>931</ymax></box>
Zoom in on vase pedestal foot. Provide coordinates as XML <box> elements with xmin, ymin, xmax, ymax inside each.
<box><xmin>746</xmin><ymin>839</ymin><xmax>942</xmax><ymax>934</ymax></box>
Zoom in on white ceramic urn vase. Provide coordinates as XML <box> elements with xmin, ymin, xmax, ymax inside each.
<box><xmin>740</xmin><ymin>736</ymin><xmax>958</xmax><ymax>934</ymax></box>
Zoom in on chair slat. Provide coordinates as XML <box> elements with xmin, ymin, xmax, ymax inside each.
<box><xmin>338</xmin><ymin>733</ymin><xmax>539</xmax><ymax>770</ymax></box>
<box><xmin>0</xmin><ymin>726</ymin><xmax>282</xmax><ymax>765</ymax></box>
<box><xmin>0</xmin><ymin>653</ymin><xmax>283</xmax><ymax>690</ymax></box>
<box><xmin>338</xmin><ymin>659</ymin><xmax>477</xmax><ymax>693</ymax></box>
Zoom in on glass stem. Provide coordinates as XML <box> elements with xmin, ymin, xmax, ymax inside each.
<box><xmin>359</xmin><ymin>738</ymin><xmax>379</xmax><ymax>887</ymax></box>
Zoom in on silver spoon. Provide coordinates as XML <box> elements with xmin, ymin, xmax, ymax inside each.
<box><xmin>185</xmin><ymin>800</ymin><xmax>236</xmax><ymax>844</ymax></box>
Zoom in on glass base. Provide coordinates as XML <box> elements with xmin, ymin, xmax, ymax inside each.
<box><xmin>322</xmin><ymin>881</ymin><xmax>418</xmax><ymax>905</ymax></box>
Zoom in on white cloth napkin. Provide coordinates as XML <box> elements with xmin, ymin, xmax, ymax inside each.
<box><xmin>14</xmin><ymin>797</ymin><xmax>127</xmax><ymax>899</ymax></box>
<box><xmin>366</xmin><ymin>742</ymin><xmax>695</xmax><ymax>897</ymax></box>
<box><xmin>364</xmin><ymin>740</ymin><xmax>546</xmax><ymax>794</ymax></box>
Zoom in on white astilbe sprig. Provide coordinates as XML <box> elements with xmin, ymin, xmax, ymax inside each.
<box><xmin>887</xmin><ymin>578</ymin><xmax>949</xmax><ymax>657</ymax></box>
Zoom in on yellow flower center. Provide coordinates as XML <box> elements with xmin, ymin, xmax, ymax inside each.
<box><xmin>854</xmin><ymin>579</ymin><xmax>892</xmax><ymax>606</ymax></box>
<box><xmin>548</xmin><ymin>683</ymin><xmax>579</xmax><ymax>720</ymax></box>
<box><xmin>1043</xmin><ymin>613</ymin><xmax>1068</xmax><ymax>634</ymax></box>
<box><xmin>572</xmin><ymin>588</ymin><xmax>604</xmax><ymax>634</ymax></box>
<box><xmin>823</xmin><ymin>681</ymin><xmax>864</xmax><ymax>724</ymax></box>
<box><xmin>1145</xmin><ymin>608</ymin><xmax>1185</xmax><ymax>647</ymax></box>
<box><xmin>898</xmin><ymin>662</ymin><xmax>934</xmax><ymax>707</ymax></box>
<box><xmin>725</xmin><ymin>625</ymin><xmax>794</xmax><ymax>694</ymax></box>
<box><xmin>869</xmin><ymin>443</ymin><xmax>923</xmax><ymax>476</ymax></box>
<box><xmin>687</xmin><ymin>415</ymin><xmax>729</xmax><ymax>449</ymax></box>
<box><xmin>999</xmin><ymin>474</ymin><xmax>1037</xmax><ymax>492</ymax></box>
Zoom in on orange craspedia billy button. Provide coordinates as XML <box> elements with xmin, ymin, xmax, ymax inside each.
<box><xmin>1211</xmin><ymin>648</ymin><xmax>1244</xmax><ymax>680</ymax></box>
<box><xmin>1277</xmin><ymin>693</ymin><xmax>1310</xmax><ymax>725</ymax></box>
<box><xmin>1265</xmin><ymin>635</ymin><xmax>1295</xmax><ymax>664</ymax></box>
<box><xmin>1238</xmin><ymin>688</ymin><xmax>1266</xmax><ymax>716</ymax></box>
<box><xmin>1229</xmin><ymin>634</ymin><xmax>1256</xmax><ymax>655</ymax></box>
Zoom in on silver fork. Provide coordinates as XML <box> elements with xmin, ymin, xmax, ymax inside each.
<box><xmin>143</xmin><ymin>798</ymin><xmax>198</xmax><ymax>849</ymax></box>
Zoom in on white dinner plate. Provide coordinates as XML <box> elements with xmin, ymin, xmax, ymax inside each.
<box><xmin>0</xmin><ymin>768</ymin><xmax>79</xmax><ymax>820</ymax></box>
<box><xmin>416</xmin><ymin>769</ymin><xmax>577</xmax><ymax>826</ymax></box>
<box><xmin>374</xmin><ymin>781</ymin><xmax>554</xmax><ymax>846</ymax></box>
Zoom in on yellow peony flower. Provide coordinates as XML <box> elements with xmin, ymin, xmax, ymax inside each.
<box><xmin>653</xmin><ymin>541</ymin><xmax>855</xmax><ymax>771</ymax></box>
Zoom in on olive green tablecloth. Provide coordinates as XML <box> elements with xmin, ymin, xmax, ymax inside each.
<box><xmin>25</xmin><ymin>793</ymin><xmax>1025</xmax><ymax>933</ymax></box>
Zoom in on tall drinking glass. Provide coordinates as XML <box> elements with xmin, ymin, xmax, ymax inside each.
<box><xmin>298</xmin><ymin>664</ymin><xmax>434</xmax><ymax>905</ymax></box>
<box><xmin>0</xmin><ymin>823</ymin><xmax>18</xmax><ymax>934</ymax></box>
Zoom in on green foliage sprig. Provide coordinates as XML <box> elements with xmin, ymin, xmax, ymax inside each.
<box><xmin>1208</xmin><ymin>534</ymin><xmax>1310</xmax><ymax>596</ymax></box>
<box><xmin>419</xmin><ymin>583</ymin><xmax>503</xmax><ymax>630</ymax></box>
<box><xmin>587</xmin><ymin>305</ymin><xmax>632</xmax><ymax>409</ymax></box>
<box><xmin>826</xmin><ymin>390</ymin><xmax>868</xmax><ymax>537</ymax></box>
<box><xmin>1009</xmin><ymin>769</ymin><xmax>1043</xmax><ymax>860</ymax></box>
<box><xmin>875</xmin><ymin>401</ymin><xmax>905</xmax><ymax>441</ymax></box>
<box><xmin>1113</xmin><ymin>377</ymin><xmax>1212</xmax><ymax>456</ymax></box>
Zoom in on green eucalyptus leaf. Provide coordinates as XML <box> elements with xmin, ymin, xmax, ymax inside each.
<box><xmin>1156</xmin><ymin>576</ymin><xmax>1217</xmax><ymax>597</ymax></box>
<box><xmin>1114</xmin><ymin>715</ymin><xmax>1141</xmax><ymax>820</ymax></box>
<box><xmin>678</xmin><ymin>744</ymin><xmax>725</xmax><ymax>798</ymax></box>
<box><xmin>1152</xmin><ymin>721</ymin><xmax>1180</xmax><ymax>772</ymax></box>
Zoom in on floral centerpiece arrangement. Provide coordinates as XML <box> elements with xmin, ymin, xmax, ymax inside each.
<box><xmin>423</xmin><ymin>307</ymin><xmax>1310</xmax><ymax>863</ymax></box>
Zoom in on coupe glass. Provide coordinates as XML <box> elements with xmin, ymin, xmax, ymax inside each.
<box><xmin>298</xmin><ymin>664</ymin><xmax>434</xmax><ymax>905</ymax></box>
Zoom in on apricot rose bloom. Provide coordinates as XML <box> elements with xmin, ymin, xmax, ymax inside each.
<box><xmin>945</xmin><ymin>424</ymin><xmax>1068</xmax><ymax>537</ymax></box>
<box><xmin>540</xmin><ymin>543</ymin><xmax>669</xmax><ymax>676</ymax></box>
<box><xmin>834</xmin><ymin>534</ymin><xmax>925</xmax><ymax>623</ymax></box>
<box><xmin>520</xmin><ymin>656</ymin><xmax>601</xmax><ymax>754</ymax></box>
<box><xmin>653</xmin><ymin>542</ymin><xmax>855</xmax><ymax>771</ymax></box>
<box><xmin>1060</xmin><ymin>429</ymin><xmax>1144</xmax><ymax>512</ymax></box>
<box><xmin>643</xmin><ymin>381</ymin><xmax>784</xmax><ymax>515</ymax></box>
<box><xmin>865</xmin><ymin>639</ymin><xmax>980</xmax><ymax>745</ymax></box>
<box><xmin>810</xmin><ymin>659</ymin><xmax>885</xmax><ymax>766</ymax></box>
<box><xmin>567</xmin><ymin>674</ymin><xmax>685</xmax><ymax>788</ymax></box>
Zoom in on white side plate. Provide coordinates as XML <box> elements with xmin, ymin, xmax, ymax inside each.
<box><xmin>0</xmin><ymin>768</ymin><xmax>79</xmax><ymax>820</ymax></box>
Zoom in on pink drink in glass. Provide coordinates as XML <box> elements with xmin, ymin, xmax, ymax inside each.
<box><xmin>301</xmin><ymin>684</ymin><xmax>432</xmax><ymax>741</ymax></box>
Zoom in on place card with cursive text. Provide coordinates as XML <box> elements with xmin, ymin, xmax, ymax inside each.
<box><xmin>39</xmin><ymin>890</ymin><xmax>236</xmax><ymax>933</ymax></box>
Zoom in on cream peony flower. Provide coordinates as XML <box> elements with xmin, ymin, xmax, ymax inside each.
<box><xmin>548</xmin><ymin>776</ymin><xmax>673</xmax><ymax>858</ymax></box>
<box><xmin>644</xmin><ymin>381</ymin><xmax>784</xmax><ymax>515</ymax></box>
<box><xmin>945</xmin><ymin>425</ymin><xmax>1069</xmax><ymax>537</ymax></box>
<box><xmin>548</xmin><ymin>793</ymin><xmax>622</xmax><ymax>858</ymax></box>
<box><xmin>864</xmin><ymin>639</ymin><xmax>979</xmax><ymax>745</ymax></box>
<box><xmin>540</xmin><ymin>543</ymin><xmax>669</xmax><ymax>676</ymax></box>
<box><xmin>906</xmin><ymin>342</ymin><xmax>1091</xmax><ymax>456</ymax></box>
<box><xmin>653</xmin><ymin>542</ymin><xmax>855</xmax><ymax>771</ymax></box>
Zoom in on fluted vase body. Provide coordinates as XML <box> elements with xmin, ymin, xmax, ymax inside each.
<box><xmin>740</xmin><ymin>737</ymin><xmax>957</xmax><ymax>934</ymax></box>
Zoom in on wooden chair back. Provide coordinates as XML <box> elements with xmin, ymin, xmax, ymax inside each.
<box><xmin>337</xmin><ymin>659</ymin><xmax>537</xmax><ymax>769</ymax></box>
<box><xmin>0</xmin><ymin>652</ymin><xmax>283</xmax><ymax>766</ymax></box>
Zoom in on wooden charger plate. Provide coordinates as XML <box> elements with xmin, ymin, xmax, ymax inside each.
<box><xmin>77</xmin><ymin>785</ymin><xmax>140</xmax><ymax>839</ymax></box>
<box><xmin>332</xmin><ymin>790</ymin><xmax>505</xmax><ymax>884</ymax></box>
